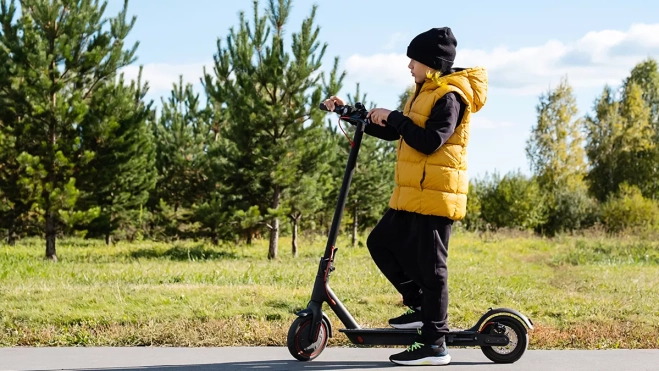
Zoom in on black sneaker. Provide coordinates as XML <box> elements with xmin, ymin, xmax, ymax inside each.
<box><xmin>389</xmin><ymin>341</ymin><xmax>451</xmax><ymax>366</ymax></box>
<box><xmin>388</xmin><ymin>307</ymin><xmax>423</xmax><ymax>329</ymax></box>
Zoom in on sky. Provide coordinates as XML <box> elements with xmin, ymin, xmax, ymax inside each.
<box><xmin>105</xmin><ymin>0</ymin><xmax>659</xmax><ymax>179</ymax></box>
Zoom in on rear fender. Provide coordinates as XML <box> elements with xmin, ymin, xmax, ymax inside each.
<box><xmin>470</xmin><ymin>307</ymin><xmax>534</xmax><ymax>332</ymax></box>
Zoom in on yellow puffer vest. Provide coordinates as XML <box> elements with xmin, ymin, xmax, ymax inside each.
<box><xmin>389</xmin><ymin>67</ymin><xmax>488</xmax><ymax>220</ymax></box>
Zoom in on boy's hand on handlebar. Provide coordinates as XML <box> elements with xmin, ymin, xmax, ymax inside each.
<box><xmin>366</xmin><ymin>108</ymin><xmax>392</xmax><ymax>126</ymax></box>
<box><xmin>322</xmin><ymin>96</ymin><xmax>346</xmax><ymax>112</ymax></box>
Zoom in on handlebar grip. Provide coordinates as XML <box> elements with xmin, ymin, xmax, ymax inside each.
<box><xmin>320</xmin><ymin>102</ymin><xmax>347</xmax><ymax>114</ymax></box>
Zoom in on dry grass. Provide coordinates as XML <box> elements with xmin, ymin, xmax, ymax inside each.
<box><xmin>5</xmin><ymin>319</ymin><xmax>659</xmax><ymax>349</ymax></box>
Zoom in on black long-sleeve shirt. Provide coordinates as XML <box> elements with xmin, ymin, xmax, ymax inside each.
<box><xmin>364</xmin><ymin>92</ymin><xmax>465</xmax><ymax>155</ymax></box>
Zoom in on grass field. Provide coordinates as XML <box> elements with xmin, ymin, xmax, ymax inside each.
<box><xmin>1</xmin><ymin>230</ymin><xmax>658</xmax><ymax>349</ymax></box>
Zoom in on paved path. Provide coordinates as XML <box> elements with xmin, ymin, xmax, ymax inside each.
<box><xmin>1</xmin><ymin>347</ymin><xmax>658</xmax><ymax>371</ymax></box>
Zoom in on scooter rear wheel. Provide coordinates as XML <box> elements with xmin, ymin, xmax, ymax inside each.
<box><xmin>287</xmin><ymin>316</ymin><xmax>329</xmax><ymax>361</ymax></box>
<box><xmin>479</xmin><ymin>315</ymin><xmax>528</xmax><ymax>363</ymax></box>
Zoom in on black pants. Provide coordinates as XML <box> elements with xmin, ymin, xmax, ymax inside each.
<box><xmin>366</xmin><ymin>208</ymin><xmax>452</xmax><ymax>345</ymax></box>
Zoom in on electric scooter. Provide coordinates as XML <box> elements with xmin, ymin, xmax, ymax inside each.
<box><xmin>286</xmin><ymin>102</ymin><xmax>534</xmax><ymax>364</ymax></box>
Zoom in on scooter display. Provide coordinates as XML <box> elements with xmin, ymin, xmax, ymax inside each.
<box><xmin>286</xmin><ymin>102</ymin><xmax>533</xmax><ymax>364</ymax></box>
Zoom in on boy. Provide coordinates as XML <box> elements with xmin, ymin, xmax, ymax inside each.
<box><xmin>323</xmin><ymin>26</ymin><xmax>487</xmax><ymax>366</ymax></box>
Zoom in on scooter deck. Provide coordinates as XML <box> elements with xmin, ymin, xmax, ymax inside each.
<box><xmin>339</xmin><ymin>328</ymin><xmax>416</xmax><ymax>345</ymax></box>
<box><xmin>339</xmin><ymin>328</ymin><xmax>508</xmax><ymax>347</ymax></box>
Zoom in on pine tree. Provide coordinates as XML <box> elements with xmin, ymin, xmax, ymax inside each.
<box><xmin>284</xmin><ymin>145</ymin><xmax>331</xmax><ymax>256</ymax></box>
<box><xmin>75</xmin><ymin>68</ymin><xmax>157</xmax><ymax>244</ymax></box>
<box><xmin>0</xmin><ymin>0</ymin><xmax>139</xmax><ymax>260</ymax></box>
<box><xmin>192</xmin><ymin>192</ymin><xmax>235</xmax><ymax>245</ymax></box>
<box><xmin>202</xmin><ymin>0</ymin><xmax>337</xmax><ymax>259</ymax></box>
<box><xmin>191</xmin><ymin>73</ymin><xmax>237</xmax><ymax>243</ymax></box>
<box><xmin>0</xmin><ymin>86</ymin><xmax>22</xmax><ymax>244</ymax></box>
<box><xmin>150</xmin><ymin>76</ymin><xmax>214</xmax><ymax>239</ymax></box>
<box><xmin>280</xmin><ymin>76</ymin><xmax>337</xmax><ymax>256</ymax></box>
<box><xmin>0</xmin><ymin>2</ymin><xmax>37</xmax><ymax>244</ymax></box>
<box><xmin>0</xmin><ymin>120</ymin><xmax>22</xmax><ymax>245</ymax></box>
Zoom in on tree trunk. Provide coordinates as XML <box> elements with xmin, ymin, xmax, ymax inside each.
<box><xmin>7</xmin><ymin>221</ymin><xmax>16</xmax><ymax>246</ymax></box>
<box><xmin>46</xmin><ymin>67</ymin><xmax>58</xmax><ymax>262</ymax></box>
<box><xmin>352</xmin><ymin>202</ymin><xmax>358</xmax><ymax>247</ymax></box>
<box><xmin>246</xmin><ymin>230</ymin><xmax>253</xmax><ymax>245</ymax></box>
<box><xmin>45</xmin><ymin>212</ymin><xmax>57</xmax><ymax>261</ymax></box>
<box><xmin>105</xmin><ymin>233</ymin><xmax>112</xmax><ymax>246</ymax></box>
<box><xmin>291</xmin><ymin>215</ymin><xmax>299</xmax><ymax>257</ymax></box>
<box><xmin>268</xmin><ymin>186</ymin><xmax>281</xmax><ymax>260</ymax></box>
<box><xmin>211</xmin><ymin>227</ymin><xmax>219</xmax><ymax>246</ymax></box>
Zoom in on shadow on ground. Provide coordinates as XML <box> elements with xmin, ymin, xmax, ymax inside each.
<box><xmin>40</xmin><ymin>360</ymin><xmax>491</xmax><ymax>371</ymax></box>
<box><xmin>128</xmin><ymin>244</ymin><xmax>237</xmax><ymax>261</ymax></box>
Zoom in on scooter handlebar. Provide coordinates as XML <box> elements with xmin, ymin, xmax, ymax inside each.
<box><xmin>319</xmin><ymin>102</ymin><xmax>350</xmax><ymax>116</ymax></box>
<box><xmin>319</xmin><ymin>102</ymin><xmax>368</xmax><ymax>121</ymax></box>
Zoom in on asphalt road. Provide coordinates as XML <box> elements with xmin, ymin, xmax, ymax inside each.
<box><xmin>1</xmin><ymin>347</ymin><xmax>658</xmax><ymax>371</ymax></box>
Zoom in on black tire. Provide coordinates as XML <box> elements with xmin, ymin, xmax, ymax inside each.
<box><xmin>480</xmin><ymin>315</ymin><xmax>529</xmax><ymax>364</ymax></box>
<box><xmin>287</xmin><ymin>316</ymin><xmax>329</xmax><ymax>361</ymax></box>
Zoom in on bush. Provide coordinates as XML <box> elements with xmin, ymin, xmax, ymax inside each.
<box><xmin>463</xmin><ymin>182</ymin><xmax>485</xmax><ymax>231</ymax></box>
<box><xmin>477</xmin><ymin>170</ymin><xmax>548</xmax><ymax>231</ymax></box>
<box><xmin>601</xmin><ymin>183</ymin><xmax>659</xmax><ymax>235</ymax></box>
<box><xmin>540</xmin><ymin>185</ymin><xmax>600</xmax><ymax>236</ymax></box>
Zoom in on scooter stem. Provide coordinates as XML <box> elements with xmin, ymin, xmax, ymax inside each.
<box><xmin>322</xmin><ymin>119</ymin><xmax>367</xmax><ymax>259</ymax></box>
<box><xmin>304</xmin><ymin>119</ymin><xmax>367</xmax><ymax>339</ymax></box>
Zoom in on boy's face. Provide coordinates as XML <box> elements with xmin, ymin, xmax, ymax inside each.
<box><xmin>408</xmin><ymin>59</ymin><xmax>436</xmax><ymax>84</ymax></box>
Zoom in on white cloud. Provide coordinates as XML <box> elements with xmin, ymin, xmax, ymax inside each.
<box><xmin>344</xmin><ymin>53</ymin><xmax>412</xmax><ymax>87</ymax></box>
<box><xmin>120</xmin><ymin>61</ymin><xmax>211</xmax><ymax>94</ymax></box>
<box><xmin>344</xmin><ymin>23</ymin><xmax>659</xmax><ymax>96</ymax></box>
<box><xmin>120</xmin><ymin>60</ymin><xmax>315</xmax><ymax>104</ymax></box>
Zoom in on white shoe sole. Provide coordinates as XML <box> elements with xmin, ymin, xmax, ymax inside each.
<box><xmin>390</xmin><ymin>354</ymin><xmax>452</xmax><ymax>366</ymax></box>
<box><xmin>389</xmin><ymin>321</ymin><xmax>423</xmax><ymax>329</ymax></box>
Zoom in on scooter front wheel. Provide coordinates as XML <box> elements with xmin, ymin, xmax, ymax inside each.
<box><xmin>479</xmin><ymin>315</ymin><xmax>528</xmax><ymax>363</ymax></box>
<box><xmin>287</xmin><ymin>316</ymin><xmax>329</xmax><ymax>361</ymax></box>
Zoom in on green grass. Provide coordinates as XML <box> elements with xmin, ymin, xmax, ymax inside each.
<box><xmin>1</xmin><ymin>230</ymin><xmax>659</xmax><ymax>349</ymax></box>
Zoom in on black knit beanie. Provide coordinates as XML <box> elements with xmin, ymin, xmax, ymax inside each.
<box><xmin>406</xmin><ymin>27</ymin><xmax>457</xmax><ymax>73</ymax></box>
